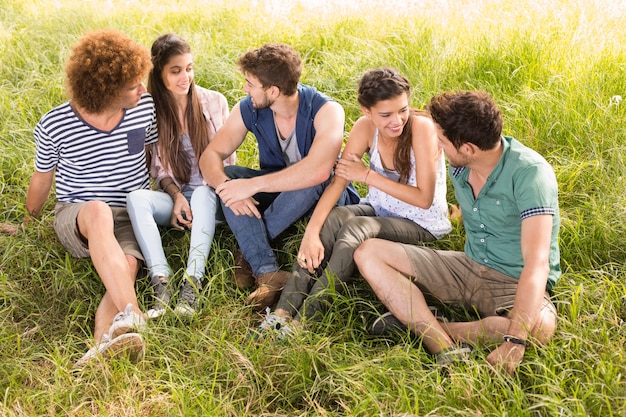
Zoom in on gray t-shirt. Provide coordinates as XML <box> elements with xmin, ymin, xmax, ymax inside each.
<box><xmin>275</xmin><ymin>120</ymin><xmax>302</xmax><ymax>166</ymax></box>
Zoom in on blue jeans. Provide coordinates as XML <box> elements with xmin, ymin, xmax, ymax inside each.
<box><xmin>222</xmin><ymin>165</ymin><xmax>330</xmax><ymax>276</ymax></box>
<box><xmin>126</xmin><ymin>185</ymin><xmax>220</xmax><ymax>281</ymax></box>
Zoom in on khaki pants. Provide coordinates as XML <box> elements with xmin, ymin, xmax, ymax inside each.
<box><xmin>401</xmin><ymin>244</ymin><xmax>554</xmax><ymax>318</ymax></box>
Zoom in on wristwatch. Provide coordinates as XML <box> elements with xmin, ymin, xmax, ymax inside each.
<box><xmin>502</xmin><ymin>334</ymin><xmax>528</xmax><ymax>347</ymax></box>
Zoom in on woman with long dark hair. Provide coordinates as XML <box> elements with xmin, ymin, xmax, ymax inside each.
<box><xmin>127</xmin><ymin>34</ymin><xmax>234</xmax><ymax>317</ymax></box>
<box><xmin>254</xmin><ymin>68</ymin><xmax>451</xmax><ymax>338</ymax></box>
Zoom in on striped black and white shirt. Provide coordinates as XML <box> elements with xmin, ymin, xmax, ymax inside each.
<box><xmin>34</xmin><ymin>94</ymin><xmax>158</xmax><ymax>207</ymax></box>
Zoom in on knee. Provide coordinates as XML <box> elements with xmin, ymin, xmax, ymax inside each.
<box><xmin>224</xmin><ymin>165</ymin><xmax>251</xmax><ymax>178</ymax></box>
<box><xmin>339</xmin><ymin>216</ymin><xmax>374</xmax><ymax>242</ymax></box>
<box><xmin>353</xmin><ymin>239</ymin><xmax>378</xmax><ymax>270</ymax></box>
<box><xmin>81</xmin><ymin>200</ymin><xmax>113</xmax><ymax>223</ymax></box>
<box><xmin>78</xmin><ymin>201</ymin><xmax>115</xmax><ymax>237</ymax></box>
<box><xmin>319</xmin><ymin>210</ymin><xmax>344</xmax><ymax>239</ymax></box>
<box><xmin>327</xmin><ymin>206</ymin><xmax>353</xmax><ymax>224</ymax></box>
<box><xmin>532</xmin><ymin>308</ymin><xmax>557</xmax><ymax>346</ymax></box>
<box><xmin>191</xmin><ymin>185</ymin><xmax>216</xmax><ymax>204</ymax></box>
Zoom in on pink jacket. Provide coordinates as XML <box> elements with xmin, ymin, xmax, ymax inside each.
<box><xmin>150</xmin><ymin>86</ymin><xmax>236</xmax><ymax>189</ymax></box>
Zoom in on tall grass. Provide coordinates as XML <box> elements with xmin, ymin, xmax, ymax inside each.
<box><xmin>1</xmin><ymin>0</ymin><xmax>625</xmax><ymax>415</ymax></box>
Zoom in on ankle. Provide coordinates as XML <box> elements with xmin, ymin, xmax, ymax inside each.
<box><xmin>151</xmin><ymin>275</ymin><xmax>169</xmax><ymax>286</ymax></box>
<box><xmin>274</xmin><ymin>308</ymin><xmax>292</xmax><ymax>319</ymax></box>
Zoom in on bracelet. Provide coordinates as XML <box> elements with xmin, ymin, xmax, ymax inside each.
<box><xmin>502</xmin><ymin>335</ymin><xmax>528</xmax><ymax>347</ymax></box>
<box><xmin>163</xmin><ymin>182</ymin><xmax>176</xmax><ymax>194</ymax></box>
<box><xmin>163</xmin><ymin>182</ymin><xmax>181</xmax><ymax>200</ymax></box>
<box><xmin>160</xmin><ymin>178</ymin><xmax>175</xmax><ymax>190</ymax></box>
<box><xmin>364</xmin><ymin>169</ymin><xmax>371</xmax><ymax>184</ymax></box>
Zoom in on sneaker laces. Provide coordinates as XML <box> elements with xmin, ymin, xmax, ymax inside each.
<box><xmin>153</xmin><ymin>279</ymin><xmax>171</xmax><ymax>298</ymax></box>
<box><xmin>112</xmin><ymin>303</ymin><xmax>133</xmax><ymax>323</ymax></box>
<box><xmin>109</xmin><ymin>303</ymin><xmax>146</xmax><ymax>338</ymax></box>
<box><xmin>179</xmin><ymin>277</ymin><xmax>201</xmax><ymax>306</ymax></box>
<box><xmin>256</xmin><ymin>307</ymin><xmax>293</xmax><ymax>340</ymax></box>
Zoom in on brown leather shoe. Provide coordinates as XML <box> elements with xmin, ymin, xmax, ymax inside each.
<box><xmin>233</xmin><ymin>249</ymin><xmax>255</xmax><ymax>289</ymax></box>
<box><xmin>246</xmin><ymin>270</ymin><xmax>291</xmax><ymax>311</ymax></box>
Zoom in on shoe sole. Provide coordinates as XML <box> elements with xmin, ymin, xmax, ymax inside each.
<box><xmin>109</xmin><ymin>314</ymin><xmax>147</xmax><ymax>338</ymax></box>
<box><xmin>74</xmin><ymin>333</ymin><xmax>145</xmax><ymax>368</ymax></box>
<box><xmin>370</xmin><ymin>312</ymin><xmax>408</xmax><ymax>336</ymax></box>
<box><xmin>104</xmin><ymin>333</ymin><xmax>145</xmax><ymax>363</ymax></box>
<box><xmin>174</xmin><ymin>304</ymin><xmax>197</xmax><ymax>316</ymax></box>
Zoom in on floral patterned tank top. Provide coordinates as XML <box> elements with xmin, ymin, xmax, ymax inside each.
<box><xmin>360</xmin><ymin>129</ymin><xmax>452</xmax><ymax>238</ymax></box>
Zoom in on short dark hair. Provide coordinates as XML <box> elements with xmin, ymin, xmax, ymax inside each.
<box><xmin>237</xmin><ymin>43</ymin><xmax>302</xmax><ymax>96</ymax></box>
<box><xmin>427</xmin><ymin>90</ymin><xmax>503</xmax><ymax>150</ymax></box>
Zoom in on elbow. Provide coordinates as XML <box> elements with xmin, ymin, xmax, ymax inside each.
<box><xmin>407</xmin><ymin>186</ymin><xmax>435</xmax><ymax>210</ymax></box>
<box><xmin>414</xmin><ymin>195</ymin><xmax>434</xmax><ymax>210</ymax></box>
<box><xmin>421</xmin><ymin>197</ymin><xmax>435</xmax><ymax>210</ymax></box>
<box><xmin>311</xmin><ymin>169</ymin><xmax>332</xmax><ymax>185</ymax></box>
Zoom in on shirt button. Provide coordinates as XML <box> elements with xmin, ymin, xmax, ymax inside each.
<box><xmin>480</xmin><ymin>224</ymin><xmax>485</xmax><ymax>228</ymax></box>
<box><xmin>473</xmin><ymin>207</ymin><xmax>478</xmax><ymax>212</ymax></box>
<box><xmin>480</xmin><ymin>239</ymin><xmax>485</xmax><ymax>242</ymax></box>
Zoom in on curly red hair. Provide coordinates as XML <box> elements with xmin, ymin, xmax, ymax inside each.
<box><xmin>65</xmin><ymin>29</ymin><xmax>151</xmax><ymax>113</ymax></box>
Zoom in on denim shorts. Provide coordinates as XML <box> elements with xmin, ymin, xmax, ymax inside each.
<box><xmin>400</xmin><ymin>244</ymin><xmax>554</xmax><ymax>318</ymax></box>
<box><xmin>54</xmin><ymin>201</ymin><xmax>143</xmax><ymax>261</ymax></box>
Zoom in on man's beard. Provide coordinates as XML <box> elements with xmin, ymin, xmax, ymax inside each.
<box><xmin>252</xmin><ymin>95</ymin><xmax>274</xmax><ymax>110</ymax></box>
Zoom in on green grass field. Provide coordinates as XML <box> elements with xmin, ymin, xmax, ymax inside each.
<box><xmin>1</xmin><ymin>0</ymin><xmax>625</xmax><ymax>415</ymax></box>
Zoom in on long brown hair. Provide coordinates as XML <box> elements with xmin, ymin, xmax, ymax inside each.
<box><xmin>357</xmin><ymin>68</ymin><xmax>416</xmax><ymax>184</ymax></box>
<box><xmin>148</xmin><ymin>34</ymin><xmax>210</xmax><ymax>184</ymax></box>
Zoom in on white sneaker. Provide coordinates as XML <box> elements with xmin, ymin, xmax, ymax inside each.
<box><xmin>146</xmin><ymin>307</ymin><xmax>166</xmax><ymax>319</ymax></box>
<box><xmin>173</xmin><ymin>303</ymin><xmax>196</xmax><ymax>316</ymax></box>
<box><xmin>249</xmin><ymin>307</ymin><xmax>294</xmax><ymax>341</ymax></box>
<box><xmin>108</xmin><ymin>303</ymin><xmax>146</xmax><ymax>338</ymax></box>
<box><xmin>73</xmin><ymin>332</ymin><xmax>145</xmax><ymax>368</ymax></box>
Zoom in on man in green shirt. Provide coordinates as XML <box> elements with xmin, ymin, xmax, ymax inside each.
<box><xmin>355</xmin><ymin>90</ymin><xmax>560</xmax><ymax>375</ymax></box>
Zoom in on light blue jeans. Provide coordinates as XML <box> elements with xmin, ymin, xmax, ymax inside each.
<box><xmin>126</xmin><ymin>185</ymin><xmax>220</xmax><ymax>282</ymax></box>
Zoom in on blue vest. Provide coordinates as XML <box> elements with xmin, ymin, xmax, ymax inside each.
<box><xmin>239</xmin><ymin>84</ymin><xmax>329</xmax><ymax>170</ymax></box>
<box><xmin>239</xmin><ymin>84</ymin><xmax>361</xmax><ymax>204</ymax></box>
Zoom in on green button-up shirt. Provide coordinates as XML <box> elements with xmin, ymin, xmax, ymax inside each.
<box><xmin>450</xmin><ymin>136</ymin><xmax>561</xmax><ymax>290</ymax></box>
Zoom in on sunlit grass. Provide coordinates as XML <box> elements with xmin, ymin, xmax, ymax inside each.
<box><xmin>1</xmin><ymin>0</ymin><xmax>626</xmax><ymax>415</ymax></box>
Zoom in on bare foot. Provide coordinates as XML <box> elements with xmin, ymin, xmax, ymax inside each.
<box><xmin>448</xmin><ymin>204</ymin><xmax>463</xmax><ymax>224</ymax></box>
